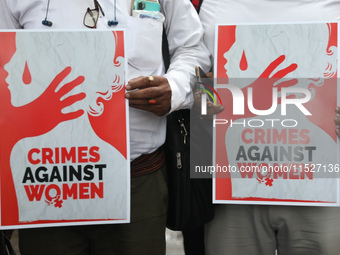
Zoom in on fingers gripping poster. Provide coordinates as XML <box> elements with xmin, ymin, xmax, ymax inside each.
<box><xmin>0</xmin><ymin>30</ymin><xmax>130</xmax><ymax>229</ymax></box>
<box><xmin>213</xmin><ymin>23</ymin><xmax>340</xmax><ymax>205</ymax></box>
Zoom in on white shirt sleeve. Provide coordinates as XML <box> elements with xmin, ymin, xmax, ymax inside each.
<box><xmin>0</xmin><ymin>0</ymin><xmax>20</xmax><ymax>29</ymax></box>
<box><xmin>161</xmin><ymin>0</ymin><xmax>211</xmax><ymax>112</ymax></box>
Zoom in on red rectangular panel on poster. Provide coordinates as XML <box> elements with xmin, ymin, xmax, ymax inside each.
<box><xmin>0</xmin><ymin>30</ymin><xmax>130</xmax><ymax>229</ymax></box>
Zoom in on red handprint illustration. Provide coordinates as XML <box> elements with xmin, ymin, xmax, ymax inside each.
<box><xmin>219</xmin><ymin>55</ymin><xmax>298</xmax><ymax>124</ymax></box>
<box><xmin>4</xmin><ymin>66</ymin><xmax>85</xmax><ymax>138</ymax></box>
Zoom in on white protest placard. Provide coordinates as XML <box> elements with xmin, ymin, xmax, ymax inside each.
<box><xmin>213</xmin><ymin>23</ymin><xmax>340</xmax><ymax>206</ymax></box>
<box><xmin>0</xmin><ymin>30</ymin><xmax>130</xmax><ymax>229</ymax></box>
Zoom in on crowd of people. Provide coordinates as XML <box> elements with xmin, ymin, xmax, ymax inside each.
<box><xmin>1</xmin><ymin>0</ymin><xmax>340</xmax><ymax>254</ymax></box>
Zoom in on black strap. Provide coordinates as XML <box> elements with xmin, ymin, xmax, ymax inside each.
<box><xmin>162</xmin><ymin>0</ymin><xmax>203</xmax><ymax>72</ymax></box>
<box><xmin>162</xmin><ymin>26</ymin><xmax>170</xmax><ymax>72</ymax></box>
<box><xmin>1</xmin><ymin>231</ymin><xmax>16</xmax><ymax>255</ymax></box>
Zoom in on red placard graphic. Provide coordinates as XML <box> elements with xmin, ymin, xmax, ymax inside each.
<box><xmin>213</xmin><ymin>23</ymin><xmax>339</xmax><ymax>205</ymax></box>
<box><xmin>0</xmin><ymin>30</ymin><xmax>130</xmax><ymax>228</ymax></box>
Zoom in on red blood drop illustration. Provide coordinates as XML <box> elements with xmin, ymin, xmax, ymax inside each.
<box><xmin>239</xmin><ymin>50</ymin><xmax>248</xmax><ymax>71</ymax></box>
<box><xmin>23</xmin><ymin>61</ymin><xmax>31</xmax><ymax>85</ymax></box>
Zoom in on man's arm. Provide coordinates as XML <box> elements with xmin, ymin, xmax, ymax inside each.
<box><xmin>125</xmin><ymin>0</ymin><xmax>211</xmax><ymax>116</ymax></box>
<box><xmin>162</xmin><ymin>0</ymin><xmax>211</xmax><ymax>112</ymax></box>
<box><xmin>0</xmin><ymin>0</ymin><xmax>20</xmax><ymax>29</ymax></box>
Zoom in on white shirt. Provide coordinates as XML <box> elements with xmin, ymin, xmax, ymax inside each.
<box><xmin>200</xmin><ymin>0</ymin><xmax>340</xmax><ymax>58</ymax></box>
<box><xmin>0</xmin><ymin>0</ymin><xmax>211</xmax><ymax>160</ymax></box>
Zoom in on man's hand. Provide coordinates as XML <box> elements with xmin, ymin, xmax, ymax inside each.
<box><xmin>125</xmin><ymin>75</ymin><xmax>172</xmax><ymax>116</ymax></box>
<box><xmin>193</xmin><ymin>90</ymin><xmax>224</xmax><ymax>118</ymax></box>
<box><xmin>193</xmin><ymin>72</ymin><xmax>224</xmax><ymax>119</ymax></box>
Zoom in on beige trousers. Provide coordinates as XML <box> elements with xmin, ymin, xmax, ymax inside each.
<box><xmin>205</xmin><ymin>204</ymin><xmax>340</xmax><ymax>255</ymax></box>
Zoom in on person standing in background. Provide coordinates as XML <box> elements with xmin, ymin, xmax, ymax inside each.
<box><xmin>0</xmin><ymin>0</ymin><xmax>211</xmax><ymax>254</ymax></box>
<box><xmin>199</xmin><ymin>0</ymin><xmax>340</xmax><ymax>254</ymax></box>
